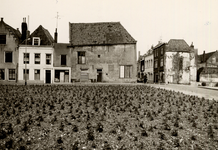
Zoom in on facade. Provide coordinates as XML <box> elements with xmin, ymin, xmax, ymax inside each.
<box><xmin>197</xmin><ymin>50</ymin><xmax>218</xmax><ymax>85</ymax></box>
<box><xmin>18</xmin><ymin>25</ymin><xmax>54</xmax><ymax>84</ymax></box>
<box><xmin>53</xmin><ymin>43</ymin><xmax>71</xmax><ymax>83</ymax></box>
<box><xmin>69</xmin><ymin>22</ymin><xmax>137</xmax><ymax>83</ymax></box>
<box><xmin>153</xmin><ymin>39</ymin><xmax>197</xmax><ymax>84</ymax></box>
<box><xmin>0</xmin><ymin>18</ymin><xmax>21</xmax><ymax>83</ymax></box>
<box><xmin>144</xmin><ymin>48</ymin><xmax>153</xmax><ymax>83</ymax></box>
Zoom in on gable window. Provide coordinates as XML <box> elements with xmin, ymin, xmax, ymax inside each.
<box><xmin>9</xmin><ymin>69</ymin><xmax>15</xmax><ymax>80</ymax></box>
<box><xmin>35</xmin><ymin>53</ymin><xmax>40</xmax><ymax>64</ymax></box>
<box><xmin>34</xmin><ymin>69</ymin><xmax>40</xmax><ymax>80</ymax></box>
<box><xmin>5</xmin><ymin>51</ymin><xmax>13</xmax><ymax>63</ymax></box>
<box><xmin>0</xmin><ymin>35</ymin><xmax>6</xmax><ymax>44</ymax></box>
<box><xmin>46</xmin><ymin>54</ymin><xmax>51</xmax><ymax>65</ymax></box>
<box><xmin>61</xmin><ymin>55</ymin><xmax>66</xmax><ymax>66</ymax></box>
<box><xmin>23</xmin><ymin>69</ymin><xmax>29</xmax><ymax>80</ymax></box>
<box><xmin>24</xmin><ymin>53</ymin><xmax>29</xmax><ymax>64</ymax></box>
<box><xmin>120</xmin><ymin>65</ymin><xmax>132</xmax><ymax>78</ymax></box>
<box><xmin>0</xmin><ymin>69</ymin><xmax>5</xmax><ymax>80</ymax></box>
<box><xmin>78</xmin><ymin>52</ymin><xmax>86</xmax><ymax>64</ymax></box>
<box><xmin>33</xmin><ymin>37</ymin><xmax>40</xmax><ymax>46</ymax></box>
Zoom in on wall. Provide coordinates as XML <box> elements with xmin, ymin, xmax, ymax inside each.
<box><xmin>70</xmin><ymin>44</ymin><xmax>137</xmax><ymax>82</ymax></box>
<box><xmin>0</xmin><ymin>24</ymin><xmax>19</xmax><ymax>83</ymax></box>
<box><xmin>53</xmin><ymin>43</ymin><xmax>71</xmax><ymax>67</ymax></box>
<box><xmin>165</xmin><ymin>52</ymin><xmax>194</xmax><ymax>84</ymax></box>
<box><xmin>144</xmin><ymin>54</ymin><xmax>153</xmax><ymax>83</ymax></box>
<box><xmin>18</xmin><ymin>46</ymin><xmax>54</xmax><ymax>84</ymax></box>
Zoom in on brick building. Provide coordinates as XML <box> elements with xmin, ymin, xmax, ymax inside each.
<box><xmin>69</xmin><ymin>22</ymin><xmax>137</xmax><ymax>83</ymax></box>
<box><xmin>0</xmin><ymin>18</ymin><xmax>22</xmax><ymax>83</ymax></box>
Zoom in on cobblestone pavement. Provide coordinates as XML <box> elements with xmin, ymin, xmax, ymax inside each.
<box><xmin>147</xmin><ymin>83</ymin><xmax>218</xmax><ymax>101</ymax></box>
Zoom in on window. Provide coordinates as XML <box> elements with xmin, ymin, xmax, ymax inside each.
<box><xmin>212</xmin><ymin>57</ymin><xmax>216</xmax><ymax>64</ymax></box>
<box><xmin>155</xmin><ymin>60</ymin><xmax>158</xmax><ymax>68</ymax></box>
<box><xmin>33</xmin><ymin>37</ymin><xmax>40</xmax><ymax>46</ymax></box>
<box><xmin>78</xmin><ymin>52</ymin><xmax>86</xmax><ymax>64</ymax></box>
<box><xmin>160</xmin><ymin>58</ymin><xmax>163</xmax><ymax>67</ymax></box>
<box><xmin>61</xmin><ymin>55</ymin><xmax>66</xmax><ymax>66</ymax></box>
<box><xmin>46</xmin><ymin>54</ymin><xmax>51</xmax><ymax>65</ymax></box>
<box><xmin>98</xmin><ymin>55</ymin><xmax>100</xmax><ymax>58</ymax></box>
<box><xmin>161</xmin><ymin>48</ymin><xmax>164</xmax><ymax>55</ymax></box>
<box><xmin>0</xmin><ymin>69</ymin><xmax>5</xmax><ymax>80</ymax></box>
<box><xmin>34</xmin><ymin>69</ymin><xmax>40</xmax><ymax>80</ymax></box>
<box><xmin>23</xmin><ymin>69</ymin><xmax>29</xmax><ymax>80</ymax></box>
<box><xmin>0</xmin><ymin>35</ymin><xmax>6</xmax><ymax>44</ymax></box>
<box><xmin>23</xmin><ymin>53</ymin><xmax>29</xmax><ymax>64</ymax></box>
<box><xmin>35</xmin><ymin>53</ymin><xmax>40</xmax><ymax>64</ymax></box>
<box><xmin>5</xmin><ymin>52</ymin><xmax>13</xmax><ymax>63</ymax></box>
<box><xmin>120</xmin><ymin>65</ymin><xmax>132</xmax><ymax>78</ymax></box>
<box><xmin>9</xmin><ymin>69</ymin><xmax>15</xmax><ymax>80</ymax></box>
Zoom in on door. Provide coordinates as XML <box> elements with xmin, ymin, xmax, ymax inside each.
<box><xmin>45</xmin><ymin>70</ymin><xmax>51</xmax><ymax>84</ymax></box>
<box><xmin>60</xmin><ymin>72</ymin><xmax>65</xmax><ymax>82</ymax></box>
<box><xmin>97</xmin><ymin>69</ymin><xmax>102</xmax><ymax>82</ymax></box>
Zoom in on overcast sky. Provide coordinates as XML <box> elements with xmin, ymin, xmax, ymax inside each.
<box><xmin>1</xmin><ymin>0</ymin><xmax>217</xmax><ymax>55</ymax></box>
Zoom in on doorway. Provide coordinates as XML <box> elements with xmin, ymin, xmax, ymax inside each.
<box><xmin>97</xmin><ymin>69</ymin><xmax>102</xmax><ymax>82</ymax></box>
<box><xmin>45</xmin><ymin>70</ymin><xmax>51</xmax><ymax>84</ymax></box>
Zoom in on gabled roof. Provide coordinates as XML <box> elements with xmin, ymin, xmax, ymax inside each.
<box><xmin>69</xmin><ymin>22</ymin><xmax>136</xmax><ymax>46</ymax></box>
<box><xmin>153</xmin><ymin>42</ymin><xmax>165</xmax><ymax>49</ymax></box>
<box><xmin>167</xmin><ymin>39</ymin><xmax>191</xmax><ymax>52</ymax></box>
<box><xmin>22</xmin><ymin>25</ymin><xmax>54</xmax><ymax>45</ymax></box>
<box><xmin>198</xmin><ymin>51</ymin><xmax>216</xmax><ymax>63</ymax></box>
<box><xmin>0</xmin><ymin>18</ymin><xmax>22</xmax><ymax>43</ymax></box>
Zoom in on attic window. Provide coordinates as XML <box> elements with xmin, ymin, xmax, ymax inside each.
<box><xmin>33</xmin><ymin>37</ymin><xmax>40</xmax><ymax>46</ymax></box>
<box><xmin>98</xmin><ymin>55</ymin><xmax>100</xmax><ymax>58</ymax></box>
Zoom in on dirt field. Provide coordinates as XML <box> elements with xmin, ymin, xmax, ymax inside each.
<box><xmin>0</xmin><ymin>84</ymin><xmax>217</xmax><ymax>149</ymax></box>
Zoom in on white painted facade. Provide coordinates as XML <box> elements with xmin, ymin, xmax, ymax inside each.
<box><xmin>18</xmin><ymin>46</ymin><xmax>54</xmax><ymax>84</ymax></box>
<box><xmin>144</xmin><ymin>53</ymin><xmax>153</xmax><ymax>82</ymax></box>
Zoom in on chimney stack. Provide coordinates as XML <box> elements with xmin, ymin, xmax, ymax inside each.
<box><xmin>203</xmin><ymin>50</ymin><xmax>205</xmax><ymax>62</ymax></box>
<box><xmin>1</xmin><ymin>18</ymin><xmax>3</xmax><ymax>21</ymax></box>
<box><xmin>54</xmin><ymin>28</ymin><xmax>58</xmax><ymax>43</ymax></box>
<box><xmin>21</xmin><ymin>18</ymin><xmax>28</xmax><ymax>42</ymax></box>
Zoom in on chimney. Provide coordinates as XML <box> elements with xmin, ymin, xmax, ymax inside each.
<box><xmin>54</xmin><ymin>28</ymin><xmax>58</xmax><ymax>43</ymax></box>
<box><xmin>21</xmin><ymin>18</ymin><xmax>27</xmax><ymax>42</ymax></box>
<box><xmin>190</xmin><ymin>42</ymin><xmax>194</xmax><ymax>48</ymax></box>
<box><xmin>203</xmin><ymin>50</ymin><xmax>205</xmax><ymax>62</ymax></box>
<box><xmin>1</xmin><ymin>18</ymin><xmax>3</xmax><ymax>21</ymax></box>
<box><xmin>138</xmin><ymin>51</ymin><xmax>140</xmax><ymax>60</ymax></box>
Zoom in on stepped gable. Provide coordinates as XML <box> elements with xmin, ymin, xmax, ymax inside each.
<box><xmin>69</xmin><ymin>22</ymin><xmax>136</xmax><ymax>46</ymax></box>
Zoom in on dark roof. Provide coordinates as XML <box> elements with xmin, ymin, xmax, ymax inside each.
<box><xmin>198</xmin><ymin>51</ymin><xmax>216</xmax><ymax>63</ymax></box>
<box><xmin>69</xmin><ymin>22</ymin><xmax>136</xmax><ymax>46</ymax></box>
<box><xmin>23</xmin><ymin>25</ymin><xmax>54</xmax><ymax>45</ymax></box>
<box><xmin>153</xmin><ymin>42</ymin><xmax>165</xmax><ymax>49</ymax></box>
<box><xmin>167</xmin><ymin>39</ymin><xmax>191</xmax><ymax>52</ymax></box>
<box><xmin>0</xmin><ymin>19</ymin><xmax>22</xmax><ymax>43</ymax></box>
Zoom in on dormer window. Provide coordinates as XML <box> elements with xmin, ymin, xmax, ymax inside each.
<box><xmin>33</xmin><ymin>37</ymin><xmax>40</xmax><ymax>46</ymax></box>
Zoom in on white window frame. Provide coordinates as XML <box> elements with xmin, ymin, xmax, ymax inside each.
<box><xmin>35</xmin><ymin>53</ymin><xmax>40</xmax><ymax>64</ymax></box>
<box><xmin>23</xmin><ymin>53</ymin><xmax>30</xmax><ymax>64</ymax></box>
<box><xmin>32</xmin><ymin>37</ymin><xmax>40</xmax><ymax>46</ymax></box>
<box><xmin>8</xmin><ymin>69</ymin><xmax>16</xmax><ymax>81</ymax></box>
<box><xmin>46</xmin><ymin>54</ymin><xmax>52</xmax><ymax>65</ymax></box>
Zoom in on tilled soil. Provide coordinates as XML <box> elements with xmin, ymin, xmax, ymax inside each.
<box><xmin>0</xmin><ymin>84</ymin><xmax>217</xmax><ymax>149</ymax></box>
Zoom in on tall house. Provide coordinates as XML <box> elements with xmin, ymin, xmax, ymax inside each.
<box><xmin>153</xmin><ymin>39</ymin><xmax>197</xmax><ymax>84</ymax></box>
<box><xmin>18</xmin><ymin>25</ymin><xmax>54</xmax><ymax>84</ymax></box>
<box><xmin>69</xmin><ymin>22</ymin><xmax>137</xmax><ymax>82</ymax></box>
<box><xmin>0</xmin><ymin>18</ymin><xmax>21</xmax><ymax>83</ymax></box>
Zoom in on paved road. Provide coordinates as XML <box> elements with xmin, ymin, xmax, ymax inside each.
<box><xmin>147</xmin><ymin>83</ymin><xmax>218</xmax><ymax>101</ymax></box>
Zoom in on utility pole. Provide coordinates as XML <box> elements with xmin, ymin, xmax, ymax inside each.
<box><xmin>25</xmin><ymin>16</ymin><xmax>29</xmax><ymax>86</ymax></box>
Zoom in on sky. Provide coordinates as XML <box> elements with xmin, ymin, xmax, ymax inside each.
<box><xmin>1</xmin><ymin>0</ymin><xmax>218</xmax><ymax>56</ymax></box>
